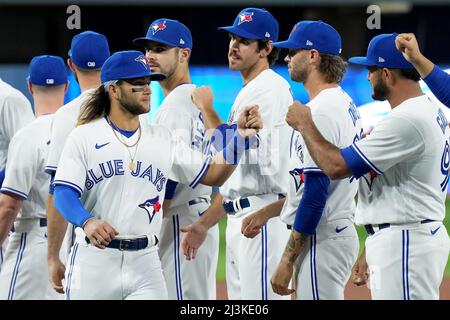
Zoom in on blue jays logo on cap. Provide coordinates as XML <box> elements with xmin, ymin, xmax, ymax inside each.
<box><xmin>133</xmin><ymin>18</ymin><xmax>193</xmax><ymax>49</ymax></box>
<box><xmin>218</xmin><ymin>8</ymin><xmax>279</xmax><ymax>42</ymax></box>
<box><xmin>238</xmin><ymin>12</ymin><xmax>254</xmax><ymax>25</ymax></box>
<box><xmin>135</xmin><ymin>55</ymin><xmax>149</xmax><ymax>69</ymax></box>
<box><xmin>349</xmin><ymin>33</ymin><xmax>413</xmax><ymax>69</ymax></box>
<box><xmin>100</xmin><ymin>50</ymin><xmax>165</xmax><ymax>83</ymax></box>
<box><xmin>273</xmin><ymin>20</ymin><xmax>342</xmax><ymax>56</ymax></box>
<box><xmin>151</xmin><ymin>20</ymin><xmax>167</xmax><ymax>34</ymax></box>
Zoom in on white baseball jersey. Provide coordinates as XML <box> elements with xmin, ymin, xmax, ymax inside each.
<box><xmin>221</xmin><ymin>69</ymin><xmax>293</xmax><ymax>201</ymax></box>
<box><xmin>54</xmin><ymin>117</ymin><xmax>211</xmax><ymax>236</ymax></box>
<box><xmin>154</xmin><ymin>83</ymin><xmax>212</xmax><ymax>207</ymax></box>
<box><xmin>1</xmin><ymin>115</ymin><xmax>53</xmax><ymax>219</ymax></box>
<box><xmin>350</xmin><ymin>95</ymin><xmax>450</xmax><ymax>225</ymax></box>
<box><xmin>45</xmin><ymin>88</ymin><xmax>95</xmax><ymax>174</ymax></box>
<box><xmin>0</xmin><ymin>79</ymin><xmax>35</xmax><ymax>170</ymax></box>
<box><xmin>279</xmin><ymin>129</ymin><xmax>304</xmax><ymax>226</ymax></box>
<box><xmin>280</xmin><ymin>87</ymin><xmax>363</xmax><ymax>225</ymax></box>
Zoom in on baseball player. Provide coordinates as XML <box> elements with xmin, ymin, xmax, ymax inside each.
<box><xmin>52</xmin><ymin>50</ymin><xmax>262</xmax><ymax>300</ymax></box>
<box><xmin>133</xmin><ymin>19</ymin><xmax>219</xmax><ymax>300</ymax></box>
<box><xmin>395</xmin><ymin>33</ymin><xmax>450</xmax><ymax>108</ymax></box>
<box><xmin>44</xmin><ymin>30</ymin><xmax>110</xmax><ymax>294</ymax></box>
<box><xmin>0</xmin><ymin>55</ymin><xmax>68</xmax><ymax>299</ymax></box>
<box><xmin>243</xmin><ymin>21</ymin><xmax>361</xmax><ymax>300</ymax></box>
<box><xmin>181</xmin><ymin>8</ymin><xmax>293</xmax><ymax>300</ymax></box>
<box><xmin>0</xmin><ymin>79</ymin><xmax>34</xmax><ymax>270</ymax></box>
<box><xmin>286</xmin><ymin>33</ymin><xmax>450</xmax><ymax>300</ymax></box>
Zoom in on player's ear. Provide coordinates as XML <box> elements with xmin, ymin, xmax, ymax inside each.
<box><xmin>259</xmin><ymin>41</ymin><xmax>272</xmax><ymax>59</ymax></box>
<box><xmin>27</xmin><ymin>81</ymin><xmax>33</xmax><ymax>95</ymax></box>
<box><xmin>67</xmin><ymin>58</ymin><xmax>76</xmax><ymax>74</ymax></box>
<box><xmin>310</xmin><ymin>49</ymin><xmax>320</xmax><ymax>65</ymax></box>
<box><xmin>180</xmin><ymin>48</ymin><xmax>191</xmax><ymax>63</ymax></box>
<box><xmin>63</xmin><ymin>80</ymin><xmax>70</xmax><ymax>94</ymax></box>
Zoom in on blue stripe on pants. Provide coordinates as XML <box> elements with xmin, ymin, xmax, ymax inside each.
<box><xmin>8</xmin><ymin>233</ymin><xmax>26</xmax><ymax>300</ymax></box>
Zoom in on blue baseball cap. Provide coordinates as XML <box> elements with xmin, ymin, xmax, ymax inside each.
<box><xmin>273</xmin><ymin>20</ymin><xmax>342</xmax><ymax>55</ymax></box>
<box><xmin>349</xmin><ymin>33</ymin><xmax>413</xmax><ymax>69</ymax></box>
<box><xmin>68</xmin><ymin>31</ymin><xmax>110</xmax><ymax>69</ymax></box>
<box><xmin>28</xmin><ymin>55</ymin><xmax>68</xmax><ymax>86</ymax></box>
<box><xmin>218</xmin><ymin>8</ymin><xmax>278</xmax><ymax>42</ymax></box>
<box><xmin>100</xmin><ymin>50</ymin><xmax>166</xmax><ymax>83</ymax></box>
<box><xmin>133</xmin><ymin>19</ymin><xmax>193</xmax><ymax>49</ymax></box>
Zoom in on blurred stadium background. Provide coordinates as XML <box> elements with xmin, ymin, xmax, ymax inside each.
<box><xmin>1</xmin><ymin>0</ymin><xmax>450</xmax><ymax>299</ymax></box>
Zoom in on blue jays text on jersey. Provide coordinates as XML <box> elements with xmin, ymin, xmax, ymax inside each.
<box><xmin>85</xmin><ymin>159</ymin><xmax>166</xmax><ymax>192</ymax></box>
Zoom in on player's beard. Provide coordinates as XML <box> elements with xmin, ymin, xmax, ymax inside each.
<box><xmin>372</xmin><ymin>78</ymin><xmax>390</xmax><ymax>101</ymax></box>
<box><xmin>291</xmin><ymin>66</ymin><xmax>309</xmax><ymax>83</ymax></box>
<box><xmin>118</xmin><ymin>96</ymin><xmax>147</xmax><ymax>116</ymax></box>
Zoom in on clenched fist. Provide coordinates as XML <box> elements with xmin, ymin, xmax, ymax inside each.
<box><xmin>191</xmin><ymin>86</ymin><xmax>214</xmax><ymax>112</ymax></box>
<box><xmin>285</xmin><ymin>100</ymin><xmax>313</xmax><ymax>133</ymax></box>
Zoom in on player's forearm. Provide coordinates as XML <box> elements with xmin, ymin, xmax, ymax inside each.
<box><xmin>280</xmin><ymin>230</ymin><xmax>309</xmax><ymax>265</ymax></box>
<box><xmin>46</xmin><ymin>194</ymin><xmax>68</xmax><ymax>260</ymax></box>
<box><xmin>200</xmin><ymin>107</ymin><xmax>224</xmax><ymax>130</ymax></box>
<box><xmin>200</xmin><ymin>156</ymin><xmax>237</xmax><ymax>186</ymax></box>
<box><xmin>0</xmin><ymin>194</ymin><xmax>21</xmax><ymax>245</ymax></box>
<box><xmin>198</xmin><ymin>192</ymin><xmax>225</xmax><ymax>229</ymax></box>
<box><xmin>410</xmin><ymin>53</ymin><xmax>434</xmax><ymax>78</ymax></box>
<box><xmin>261</xmin><ymin>199</ymin><xmax>285</xmax><ymax>220</ymax></box>
<box><xmin>299</xmin><ymin>121</ymin><xmax>351</xmax><ymax>180</ymax></box>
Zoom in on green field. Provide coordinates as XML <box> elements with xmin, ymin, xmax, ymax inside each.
<box><xmin>215</xmin><ymin>199</ymin><xmax>450</xmax><ymax>281</ymax></box>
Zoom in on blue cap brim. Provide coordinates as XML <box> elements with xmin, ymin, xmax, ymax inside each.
<box><xmin>348</xmin><ymin>56</ymin><xmax>373</xmax><ymax>66</ymax></box>
<box><xmin>133</xmin><ymin>37</ymin><xmax>177</xmax><ymax>48</ymax></box>
<box><xmin>272</xmin><ymin>40</ymin><xmax>300</xmax><ymax>49</ymax></box>
<box><xmin>218</xmin><ymin>26</ymin><xmax>261</xmax><ymax>40</ymax></box>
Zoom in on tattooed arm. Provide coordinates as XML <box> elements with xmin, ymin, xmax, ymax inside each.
<box><xmin>270</xmin><ymin>231</ymin><xmax>310</xmax><ymax>295</ymax></box>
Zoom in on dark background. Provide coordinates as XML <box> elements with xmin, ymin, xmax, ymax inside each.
<box><xmin>1</xmin><ymin>3</ymin><xmax>449</xmax><ymax>65</ymax></box>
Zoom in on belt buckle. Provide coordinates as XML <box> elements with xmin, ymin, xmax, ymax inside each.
<box><xmin>119</xmin><ymin>239</ymin><xmax>132</xmax><ymax>251</ymax></box>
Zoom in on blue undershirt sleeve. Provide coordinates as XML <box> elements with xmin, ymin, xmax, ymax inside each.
<box><xmin>293</xmin><ymin>172</ymin><xmax>330</xmax><ymax>235</ymax></box>
<box><xmin>340</xmin><ymin>145</ymin><xmax>372</xmax><ymax>179</ymax></box>
<box><xmin>211</xmin><ymin>123</ymin><xmax>237</xmax><ymax>152</ymax></box>
<box><xmin>48</xmin><ymin>172</ymin><xmax>55</xmax><ymax>195</ymax></box>
<box><xmin>54</xmin><ymin>185</ymin><xmax>94</xmax><ymax>228</ymax></box>
<box><xmin>165</xmin><ymin>179</ymin><xmax>178</xmax><ymax>200</ymax></box>
<box><xmin>423</xmin><ymin>65</ymin><xmax>450</xmax><ymax>108</ymax></box>
<box><xmin>0</xmin><ymin>168</ymin><xmax>5</xmax><ymax>188</ymax></box>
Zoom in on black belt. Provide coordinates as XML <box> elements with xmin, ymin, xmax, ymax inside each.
<box><xmin>11</xmin><ymin>218</ymin><xmax>46</xmax><ymax>232</ymax></box>
<box><xmin>223</xmin><ymin>194</ymin><xmax>285</xmax><ymax>215</ymax></box>
<box><xmin>188</xmin><ymin>197</ymin><xmax>210</xmax><ymax>206</ymax></box>
<box><xmin>85</xmin><ymin>235</ymin><xmax>158</xmax><ymax>251</ymax></box>
<box><xmin>364</xmin><ymin>219</ymin><xmax>435</xmax><ymax>236</ymax></box>
<box><xmin>223</xmin><ymin>198</ymin><xmax>250</xmax><ymax>214</ymax></box>
<box><xmin>39</xmin><ymin>218</ymin><xmax>47</xmax><ymax>227</ymax></box>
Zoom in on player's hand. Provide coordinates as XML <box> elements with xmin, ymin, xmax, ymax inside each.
<box><xmin>351</xmin><ymin>250</ymin><xmax>369</xmax><ymax>286</ymax></box>
<box><xmin>395</xmin><ymin>33</ymin><xmax>422</xmax><ymax>64</ymax></box>
<box><xmin>83</xmin><ymin>218</ymin><xmax>119</xmax><ymax>249</ymax></box>
<box><xmin>191</xmin><ymin>86</ymin><xmax>214</xmax><ymax>111</ymax></box>
<box><xmin>48</xmin><ymin>258</ymin><xmax>66</xmax><ymax>294</ymax></box>
<box><xmin>285</xmin><ymin>100</ymin><xmax>312</xmax><ymax>133</ymax></box>
<box><xmin>270</xmin><ymin>259</ymin><xmax>296</xmax><ymax>296</ymax></box>
<box><xmin>180</xmin><ymin>221</ymin><xmax>208</xmax><ymax>260</ymax></box>
<box><xmin>241</xmin><ymin>210</ymin><xmax>269</xmax><ymax>238</ymax></box>
<box><xmin>237</xmin><ymin>105</ymin><xmax>263</xmax><ymax>137</ymax></box>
